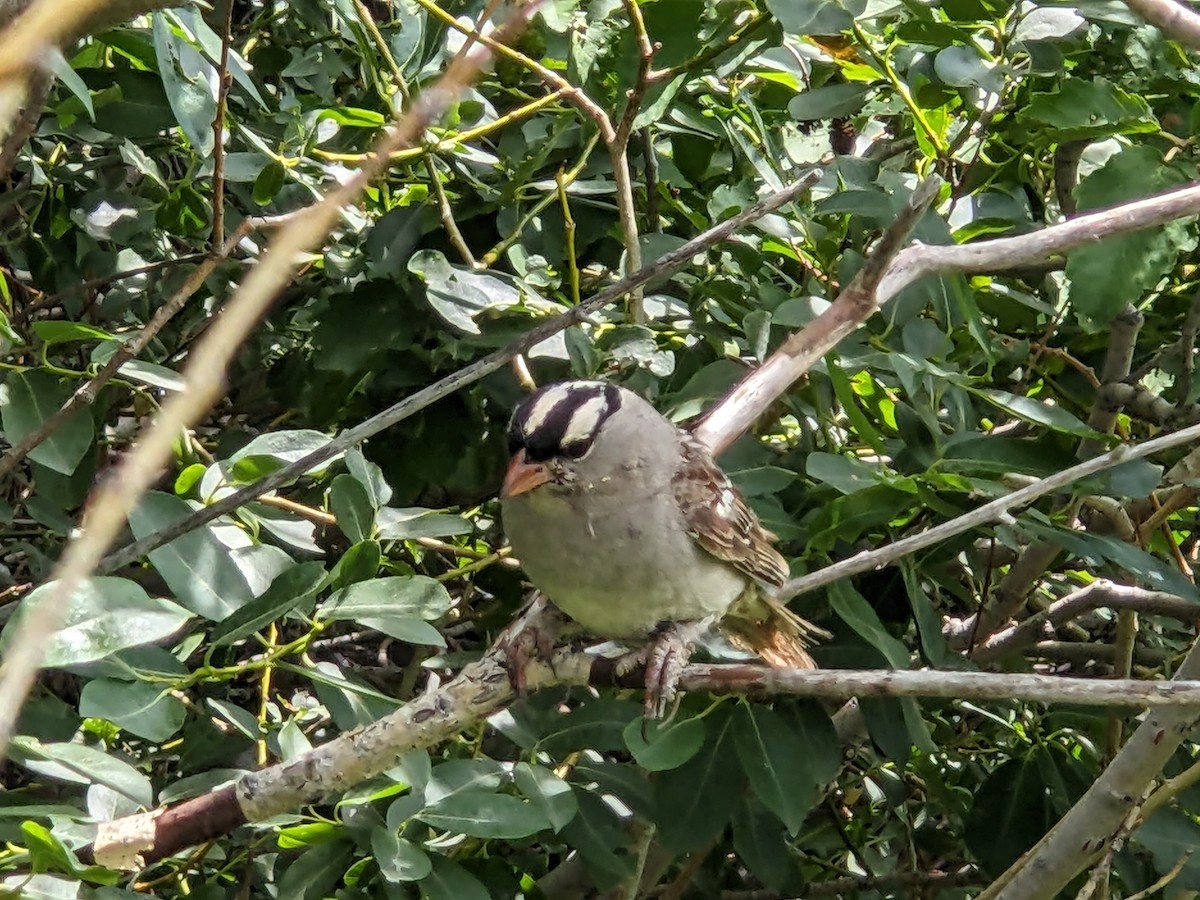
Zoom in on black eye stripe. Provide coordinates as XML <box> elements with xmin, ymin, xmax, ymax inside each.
<box><xmin>508</xmin><ymin>382</ymin><xmax>623</xmax><ymax>461</ymax></box>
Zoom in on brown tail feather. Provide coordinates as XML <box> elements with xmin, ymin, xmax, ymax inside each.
<box><xmin>722</xmin><ymin>590</ymin><xmax>831</xmax><ymax>669</ymax></box>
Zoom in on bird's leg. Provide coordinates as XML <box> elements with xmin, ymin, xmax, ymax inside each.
<box><xmin>617</xmin><ymin>620</ymin><xmax>708</xmax><ymax>721</ymax></box>
<box><xmin>495</xmin><ymin>595</ymin><xmax>582</xmax><ymax>694</ymax></box>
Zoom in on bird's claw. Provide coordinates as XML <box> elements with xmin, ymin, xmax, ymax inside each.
<box><xmin>496</xmin><ymin>599</ymin><xmax>577</xmax><ymax>695</ymax></box>
<box><xmin>618</xmin><ymin>622</ymin><xmax>697</xmax><ymax>723</ymax></box>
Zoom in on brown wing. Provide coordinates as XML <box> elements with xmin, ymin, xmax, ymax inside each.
<box><xmin>673</xmin><ymin>435</ymin><xmax>831</xmax><ymax>668</ymax></box>
<box><xmin>672</xmin><ymin>434</ymin><xmax>789</xmax><ymax>588</ymax></box>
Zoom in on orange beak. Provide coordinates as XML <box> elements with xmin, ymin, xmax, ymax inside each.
<box><xmin>501</xmin><ymin>449</ymin><xmax>552</xmax><ymax>498</ymax></box>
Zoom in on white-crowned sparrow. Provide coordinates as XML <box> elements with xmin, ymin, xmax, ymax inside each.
<box><xmin>500</xmin><ymin>380</ymin><xmax>828</xmax><ymax>716</ymax></box>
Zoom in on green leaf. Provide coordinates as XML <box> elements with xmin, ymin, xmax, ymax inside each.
<box><xmin>766</xmin><ymin>0</ymin><xmax>854</xmax><ymax>34</ymax></box>
<box><xmin>408</xmin><ymin>249</ymin><xmax>541</xmax><ymax>334</ymax></box>
<box><xmin>370</xmin><ymin>827</ymin><xmax>431</xmax><ymax>882</ymax></box>
<box><xmin>346</xmin><ymin>448</ymin><xmax>392</xmax><ymax>508</ymax></box>
<box><xmin>964</xmin><ymin>754</ymin><xmax>1056</xmax><ymax>876</ymax></box>
<box><xmin>426</xmin><ymin>759</ymin><xmax>505</xmax><ymax>804</ymax></box>
<box><xmin>732</xmin><ymin>705</ymin><xmax>817</xmax><ymax>833</ymax></box>
<box><xmin>320</xmin><ymin>576</ymin><xmax>450</xmax><ymax>645</ymax></box>
<box><xmin>253</xmin><ymin>162</ymin><xmax>286</xmax><ymax>206</ymax></box>
<box><xmin>622</xmin><ymin>715</ymin><xmax>705</xmax><ymax>772</ymax></box>
<box><xmin>152</xmin><ymin>13</ymin><xmax>216</xmax><ymax>154</ymax></box>
<box><xmin>1133</xmin><ymin>809</ymin><xmax>1200</xmax><ymax>891</ymax></box>
<box><xmin>1016</xmin><ymin>76</ymin><xmax>1157</xmax><ymax>141</ymax></box>
<box><xmin>539</xmin><ymin>698</ymin><xmax>642</xmax><ymax>756</ymax></box>
<box><xmin>514</xmin><ymin>762</ymin><xmax>578</xmax><ymax>832</ymax></box>
<box><xmin>559</xmin><ymin>789</ymin><xmax>635</xmax><ymax>889</ymax></box>
<box><xmin>976</xmin><ymin>389</ymin><xmax>1100</xmax><ymax>437</ymax></box>
<box><xmin>789</xmin><ymin>83</ymin><xmax>872</xmax><ymax>120</ymax></box>
<box><xmin>10</xmin><ymin>736</ymin><xmax>152</xmax><ymax>806</ymax></box>
<box><xmin>1066</xmin><ymin>145</ymin><xmax>1193</xmax><ymax>326</ymax></box>
<box><xmin>318</xmin><ymin>107</ymin><xmax>387</xmax><ymax>127</ymax></box>
<box><xmin>829</xmin><ymin>581</ymin><xmax>909</xmax><ymax>668</ymax></box>
<box><xmin>209</xmin><ymin>561</ymin><xmax>326</xmax><ymax>647</ymax></box>
<box><xmin>806</xmin><ymin>453</ymin><xmax>884</xmax><ymax>494</ymax></box>
<box><xmin>32</xmin><ymin>321</ymin><xmax>116</xmax><ymax>345</ymax></box>
<box><xmin>78</xmin><ymin>678</ymin><xmax>186</xmax><ymax>742</ymax></box>
<box><xmin>654</xmin><ymin>709</ymin><xmax>741</xmax><ymax>853</ymax></box>
<box><xmin>0</xmin><ymin>371</ymin><xmax>94</xmax><ymax>475</ymax></box>
<box><xmin>330</xmin><ymin>473</ymin><xmax>374</xmax><ymax>543</ymax></box>
<box><xmin>128</xmin><ymin>491</ymin><xmax>255</xmax><ymax>620</ymax></box>
<box><xmin>0</xmin><ymin>577</ymin><xmax>191</xmax><ymax>668</ymax></box>
<box><xmin>45</xmin><ymin>51</ymin><xmax>95</xmax><ymax>120</ymax></box>
<box><xmin>275</xmin><ymin>839</ymin><xmax>353</xmax><ymax>900</ymax></box>
<box><xmin>117</xmin><ymin>359</ymin><xmax>186</xmax><ymax>392</ymax></box>
<box><xmin>420</xmin><ymin>858</ymin><xmax>490</xmax><ymax>900</ymax></box>
<box><xmin>375</xmin><ymin>507</ymin><xmax>470</xmax><ymax>540</ymax></box>
<box><xmin>22</xmin><ymin>822</ymin><xmax>119</xmax><ymax>884</ymax></box>
<box><xmin>732</xmin><ymin>796</ymin><xmax>794</xmax><ymax>891</ymax></box>
<box><xmin>328</xmin><ymin>539</ymin><xmax>382</xmax><ymax>590</ymax></box>
<box><xmin>228</xmin><ymin>430</ymin><xmax>336</xmax><ymax>481</ymax></box>
<box><xmin>418</xmin><ymin>793</ymin><xmax>551</xmax><ymax>839</ymax></box>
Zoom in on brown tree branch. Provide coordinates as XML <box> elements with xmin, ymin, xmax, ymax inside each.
<box><xmin>84</xmin><ymin>619</ymin><xmax>1200</xmax><ymax>869</ymax></box>
<box><xmin>965</xmin><ymin>580</ymin><xmax>1200</xmax><ymax>663</ymax></box>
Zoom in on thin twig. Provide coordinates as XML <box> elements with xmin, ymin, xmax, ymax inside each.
<box><xmin>210</xmin><ymin>0</ymin><xmax>235</xmax><ymax>246</ymax></box>
<box><xmin>781</xmin><ymin>419</ymin><xmax>1200</xmax><ymax>601</ymax></box>
<box><xmin>29</xmin><ymin>254</ymin><xmax>210</xmax><ymax>314</ymax></box>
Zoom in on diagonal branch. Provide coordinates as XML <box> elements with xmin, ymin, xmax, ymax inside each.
<box><xmin>691</xmin><ymin>174</ymin><xmax>942</xmax><ymax>454</ymax></box>
<box><xmin>780</xmin><ymin>417</ymin><xmax>1200</xmax><ymax>601</ymax></box>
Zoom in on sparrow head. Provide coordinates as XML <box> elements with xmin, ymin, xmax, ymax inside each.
<box><xmin>501</xmin><ymin>381</ymin><xmax>624</xmax><ymax>498</ymax></box>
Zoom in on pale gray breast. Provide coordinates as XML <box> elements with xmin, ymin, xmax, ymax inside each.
<box><xmin>501</xmin><ymin>400</ymin><xmax>749</xmax><ymax>638</ymax></box>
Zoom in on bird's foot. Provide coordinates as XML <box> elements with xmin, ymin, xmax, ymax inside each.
<box><xmin>495</xmin><ymin>596</ymin><xmax>580</xmax><ymax>695</ymax></box>
<box><xmin>619</xmin><ymin>621</ymin><xmax>703</xmax><ymax>722</ymax></box>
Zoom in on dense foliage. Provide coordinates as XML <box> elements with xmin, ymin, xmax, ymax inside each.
<box><xmin>4</xmin><ymin>0</ymin><xmax>1200</xmax><ymax>897</ymax></box>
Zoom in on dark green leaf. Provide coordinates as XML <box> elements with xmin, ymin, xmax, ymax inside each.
<box><xmin>128</xmin><ymin>491</ymin><xmax>255</xmax><ymax>620</ymax></box>
<box><xmin>0</xmin><ymin>371</ymin><xmax>94</xmax><ymax>475</ymax></box>
<box><xmin>418</xmin><ymin>793</ymin><xmax>551</xmax><ymax>839</ymax></box>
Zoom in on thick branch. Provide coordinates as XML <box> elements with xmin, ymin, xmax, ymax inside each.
<box><xmin>85</xmin><ymin>605</ymin><xmax>1200</xmax><ymax>870</ymax></box>
<box><xmin>981</xmin><ymin>636</ymin><xmax>1200</xmax><ymax>899</ymax></box>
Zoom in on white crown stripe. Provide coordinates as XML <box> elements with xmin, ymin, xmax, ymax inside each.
<box><xmin>559</xmin><ymin>393</ymin><xmax>609</xmax><ymax>446</ymax></box>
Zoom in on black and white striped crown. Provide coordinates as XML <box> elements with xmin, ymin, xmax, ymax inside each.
<box><xmin>507</xmin><ymin>381</ymin><xmax>623</xmax><ymax>462</ymax></box>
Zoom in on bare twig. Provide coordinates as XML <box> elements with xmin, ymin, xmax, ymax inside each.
<box><xmin>209</xmin><ymin>0</ymin><xmax>234</xmax><ymax>246</ymax></box>
<box><xmin>29</xmin><ymin>254</ymin><xmax>210</xmax><ymax>313</ymax></box>
<box><xmin>692</xmin><ymin>175</ymin><xmax>942</xmax><ymax>454</ymax></box>
<box><xmin>968</xmin><ymin>580</ymin><xmax>1200</xmax><ymax>663</ymax></box>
